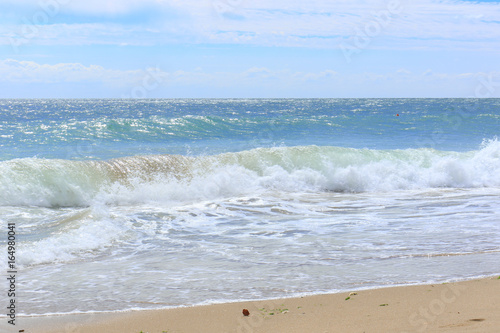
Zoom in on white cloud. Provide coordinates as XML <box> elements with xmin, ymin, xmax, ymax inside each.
<box><xmin>2</xmin><ymin>58</ymin><xmax>499</xmax><ymax>97</ymax></box>
<box><xmin>2</xmin><ymin>0</ymin><xmax>500</xmax><ymax>50</ymax></box>
<box><xmin>0</xmin><ymin>59</ymin><xmax>144</xmax><ymax>85</ymax></box>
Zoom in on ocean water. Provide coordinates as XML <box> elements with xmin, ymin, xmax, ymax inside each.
<box><xmin>1</xmin><ymin>98</ymin><xmax>500</xmax><ymax>316</ymax></box>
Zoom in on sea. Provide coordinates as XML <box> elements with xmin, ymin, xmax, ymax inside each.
<box><xmin>1</xmin><ymin>98</ymin><xmax>500</xmax><ymax>316</ymax></box>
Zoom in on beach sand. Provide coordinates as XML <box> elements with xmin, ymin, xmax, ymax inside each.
<box><xmin>19</xmin><ymin>276</ymin><xmax>500</xmax><ymax>333</ymax></box>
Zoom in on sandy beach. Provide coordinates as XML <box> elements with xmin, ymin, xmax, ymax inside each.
<box><xmin>17</xmin><ymin>276</ymin><xmax>500</xmax><ymax>333</ymax></box>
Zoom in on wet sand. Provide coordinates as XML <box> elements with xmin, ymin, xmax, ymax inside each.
<box><xmin>17</xmin><ymin>276</ymin><xmax>500</xmax><ymax>333</ymax></box>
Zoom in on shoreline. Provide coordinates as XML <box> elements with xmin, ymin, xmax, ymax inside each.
<box><xmin>13</xmin><ymin>276</ymin><xmax>500</xmax><ymax>333</ymax></box>
<box><xmin>13</xmin><ymin>274</ymin><xmax>497</xmax><ymax>317</ymax></box>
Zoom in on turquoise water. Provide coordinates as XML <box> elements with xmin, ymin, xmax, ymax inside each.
<box><xmin>1</xmin><ymin>98</ymin><xmax>500</xmax><ymax>315</ymax></box>
<box><xmin>1</xmin><ymin>98</ymin><xmax>498</xmax><ymax>160</ymax></box>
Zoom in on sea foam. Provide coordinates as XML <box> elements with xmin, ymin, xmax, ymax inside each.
<box><xmin>1</xmin><ymin>140</ymin><xmax>499</xmax><ymax>208</ymax></box>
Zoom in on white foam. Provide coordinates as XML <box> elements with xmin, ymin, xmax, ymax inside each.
<box><xmin>17</xmin><ymin>205</ymin><xmax>125</xmax><ymax>267</ymax></box>
<box><xmin>1</xmin><ymin>140</ymin><xmax>500</xmax><ymax>209</ymax></box>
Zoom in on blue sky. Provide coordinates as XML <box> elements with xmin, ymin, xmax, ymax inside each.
<box><xmin>0</xmin><ymin>0</ymin><xmax>499</xmax><ymax>98</ymax></box>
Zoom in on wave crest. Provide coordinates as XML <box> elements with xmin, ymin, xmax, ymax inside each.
<box><xmin>1</xmin><ymin>140</ymin><xmax>499</xmax><ymax>208</ymax></box>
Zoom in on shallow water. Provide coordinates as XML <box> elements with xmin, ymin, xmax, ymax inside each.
<box><xmin>1</xmin><ymin>99</ymin><xmax>499</xmax><ymax>315</ymax></box>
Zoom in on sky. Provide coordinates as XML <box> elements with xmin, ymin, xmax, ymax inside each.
<box><xmin>0</xmin><ymin>0</ymin><xmax>499</xmax><ymax>98</ymax></box>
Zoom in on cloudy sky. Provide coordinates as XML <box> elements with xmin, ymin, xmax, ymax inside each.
<box><xmin>1</xmin><ymin>0</ymin><xmax>499</xmax><ymax>98</ymax></box>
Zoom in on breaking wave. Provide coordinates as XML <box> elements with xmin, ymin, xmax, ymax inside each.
<box><xmin>1</xmin><ymin>139</ymin><xmax>499</xmax><ymax>208</ymax></box>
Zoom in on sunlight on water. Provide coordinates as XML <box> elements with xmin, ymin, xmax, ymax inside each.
<box><xmin>1</xmin><ymin>99</ymin><xmax>499</xmax><ymax>314</ymax></box>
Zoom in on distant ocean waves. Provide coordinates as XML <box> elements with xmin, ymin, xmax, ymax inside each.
<box><xmin>2</xmin><ymin>139</ymin><xmax>499</xmax><ymax>208</ymax></box>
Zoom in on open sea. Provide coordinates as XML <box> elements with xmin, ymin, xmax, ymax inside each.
<box><xmin>1</xmin><ymin>98</ymin><xmax>500</xmax><ymax>316</ymax></box>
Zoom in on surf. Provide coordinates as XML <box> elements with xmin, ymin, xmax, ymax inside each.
<box><xmin>1</xmin><ymin>139</ymin><xmax>499</xmax><ymax>208</ymax></box>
